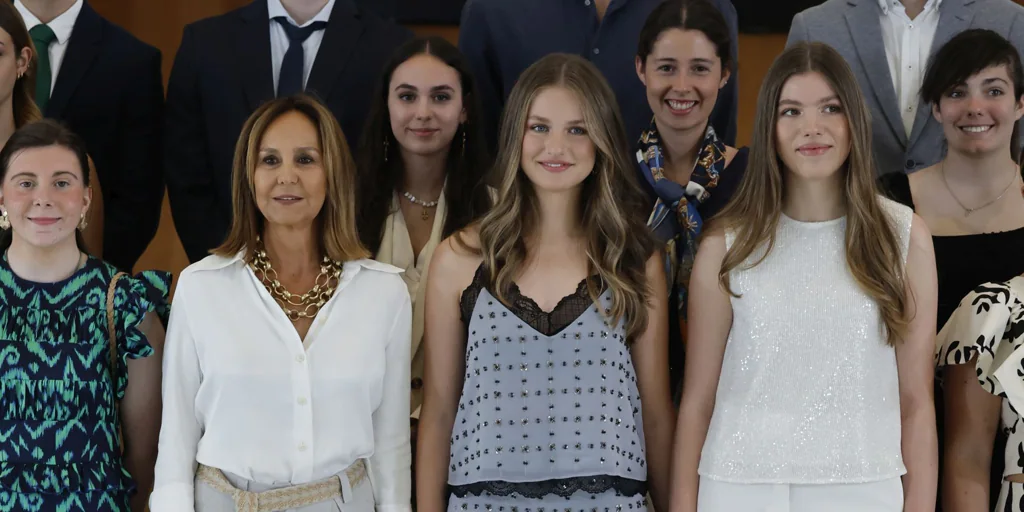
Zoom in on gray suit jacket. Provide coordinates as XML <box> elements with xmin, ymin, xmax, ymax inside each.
<box><xmin>787</xmin><ymin>0</ymin><xmax>1024</xmax><ymax>176</ymax></box>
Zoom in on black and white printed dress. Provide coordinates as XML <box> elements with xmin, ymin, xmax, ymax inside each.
<box><xmin>937</xmin><ymin>276</ymin><xmax>1024</xmax><ymax>511</ymax></box>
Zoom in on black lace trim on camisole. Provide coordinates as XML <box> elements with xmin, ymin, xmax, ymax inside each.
<box><xmin>459</xmin><ymin>265</ymin><xmax>605</xmax><ymax>337</ymax></box>
<box><xmin>448</xmin><ymin>475</ymin><xmax>647</xmax><ymax>499</ymax></box>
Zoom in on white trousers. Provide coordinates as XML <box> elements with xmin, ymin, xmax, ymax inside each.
<box><xmin>697</xmin><ymin>476</ymin><xmax>903</xmax><ymax>512</ymax></box>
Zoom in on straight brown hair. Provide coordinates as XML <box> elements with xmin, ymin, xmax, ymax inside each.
<box><xmin>213</xmin><ymin>94</ymin><xmax>370</xmax><ymax>262</ymax></box>
<box><xmin>0</xmin><ymin>1</ymin><xmax>42</xmax><ymax>128</ymax></box>
<box><xmin>713</xmin><ymin>42</ymin><xmax>909</xmax><ymax>345</ymax></box>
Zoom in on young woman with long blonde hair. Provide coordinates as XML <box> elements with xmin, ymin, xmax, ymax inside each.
<box><xmin>417</xmin><ymin>53</ymin><xmax>676</xmax><ymax>512</ymax></box>
<box><xmin>672</xmin><ymin>42</ymin><xmax>938</xmax><ymax>511</ymax></box>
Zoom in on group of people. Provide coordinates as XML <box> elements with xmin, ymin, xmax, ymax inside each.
<box><xmin>0</xmin><ymin>0</ymin><xmax>1022</xmax><ymax>511</ymax></box>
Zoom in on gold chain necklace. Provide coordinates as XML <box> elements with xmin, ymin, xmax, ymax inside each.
<box><xmin>249</xmin><ymin>241</ymin><xmax>343</xmax><ymax>322</ymax></box>
<box><xmin>941</xmin><ymin>160</ymin><xmax>1020</xmax><ymax>217</ymax></box>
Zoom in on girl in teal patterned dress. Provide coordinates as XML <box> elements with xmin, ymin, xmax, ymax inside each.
<box><xmin>0</xmin><ymin>120</ymin><xmax>168</xmax><ymax>511</ymax></box>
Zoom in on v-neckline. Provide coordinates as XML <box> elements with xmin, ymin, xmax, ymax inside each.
<box><xmin>481</xmin><ymin>271</ymin><xmax>604</xmax><ymax>337</ymax></box>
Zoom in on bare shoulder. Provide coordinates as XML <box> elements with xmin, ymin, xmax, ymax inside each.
<box><xmin>430</xmin><ymin>225</ymin><xmax>484</xmax><ymax>293</ymax></box>
<box><xmin>908</xmin><ymin>213</ymin><xmax>935</xmax><ymax>254</ymax></box>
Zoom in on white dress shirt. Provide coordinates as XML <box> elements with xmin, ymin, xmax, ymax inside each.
<box><xmin>150</xmin><ymin>252</ymin><xmax>412</xmax><ymax>512</ymax></box>
<box><xmin>14</xmin><ymin>0</ymin><xmax>84</xmax><ymax>93</ymax></box>
<box><xmin>878</xmin><ymin>0</ymin><xmax>943</xmax><ymax>137</ymax></box>
<box><xmin>268</xmin><ymin>0</ymin><xmax>334</xmax><ymax>94</ymax></box>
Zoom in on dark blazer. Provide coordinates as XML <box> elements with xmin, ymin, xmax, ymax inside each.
<box><xmin>164</xmin><ymin>0</ymin><xmax>413</xmax><ymax>263</ymax></box>
<box><xmin>45</xmin><ymin>1</ymin><xmax>164</xmax><ymax>272</ymax></box>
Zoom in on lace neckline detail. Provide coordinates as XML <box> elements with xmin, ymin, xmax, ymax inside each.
<box><xmin>460</xmin><ymin>265</ymin><xmax>605</xmax><ymax>336</ymax></box>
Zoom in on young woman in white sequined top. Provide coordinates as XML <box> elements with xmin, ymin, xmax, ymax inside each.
<box><xmin>670</xmin><ymin>42</ymin><xmax>939</xmax><ymax>512</ymax></box>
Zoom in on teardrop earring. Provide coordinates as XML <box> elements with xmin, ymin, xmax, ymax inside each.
<box><xmin>461</xmin><ymin>127</ymin><xmax>467</xmax><ymax>160</ymax></box>
<box><xmin>77</xmin><ymin>213</ymin><xmax>88</xmax><ymax>231</ymax></box>
<box><xmin>0</xmin><ymin>210</ymin><xmax>10</xmax><ymax>230</ymax></box>
<box><xmin>383</xmin><ymin>137</ymin><xmax>389</xmax><ymax>163</ymax></box>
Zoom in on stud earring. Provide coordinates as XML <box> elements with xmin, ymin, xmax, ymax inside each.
<box><xmin>77</xmin><ymin>213</ymin><xmax>88</xmax><ymax>231</ymax></box>
<box><xmin>0</xmin><ymin>210</ymin><xmax>9</xmax><ymax>230</ymax></box>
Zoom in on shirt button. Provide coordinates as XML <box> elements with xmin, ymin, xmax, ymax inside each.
<box><xmin>905</xmin><ymin>159</ymin><xmax>916</xmax><ymax>169</ymax></box>
<box><xmin>411</xmin><ymin>378</ymin><xmax>423</xmax><ymax>390</ymax></box>
<box><xmin>593</xmin><ymin>48</ymin><xmax>600</xmax><ymax>55</ymax></box>
<box><xmin>297</xmin><ymin>397</ymin><xmax>307</xmax><ymax>405</ymax></box>
<box><xmin>295</xmin><ymin>354</ymin><xmax>305</xmax><ymax>363</ymax></box>
<box><xmin>298</xmin><ymin>442</ymin><xmax>307</xmax><ymax>451</ymax></box>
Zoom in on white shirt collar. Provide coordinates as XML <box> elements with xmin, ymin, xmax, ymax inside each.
<box><xmin>267</xmin><ymin>0</ymin><xmax>335</xmax><ymax>28</ymax></box>
<box><xmin>14</xmin><ymin>0</ymin><xmax>84</xmax><ymax>45</ymax></box>
<box><xmin>877</xmin><ymin>0</ymin><xmax>943</xmax><ymax>16</ymax></box>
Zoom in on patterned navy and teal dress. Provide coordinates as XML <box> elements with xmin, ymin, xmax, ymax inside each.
<box><xmin>0</xmin><ymin>254</ymin><xmax>170</xmax><ymax>511</ymax></box>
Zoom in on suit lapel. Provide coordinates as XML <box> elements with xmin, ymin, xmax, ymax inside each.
<box><xmin>844</xmin><ymin>0</ymin><xmax>907</xmax><ymax>146</ymax></box>
<box><xmin>47</xmin><ymin>1</ymin><xmax>102</xmax><ymax>118</ymax></box>
<box><xmin>907</xmin><ymin>0</ymin><xmax>975</xmax><ymax>147</ymax></box>
<box><xmin>237</xmin><ymin>0</ymin><xmax>275</xmax><ymax>112</ymax></box>
<box><xmin>306</xmin><ymin>0</ymin><xmax>362</xmax><ymax>104</ymax></box>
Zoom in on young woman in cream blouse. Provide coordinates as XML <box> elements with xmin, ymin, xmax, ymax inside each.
<box><xmin>356</xmin><ymin>36</ymin><xmax>492</xmax><ymax>423</ymax></box>
<box><xmin>150</xmin><ymin>94</ymin><xmax>412</xmax><ymax>512</ymax></box>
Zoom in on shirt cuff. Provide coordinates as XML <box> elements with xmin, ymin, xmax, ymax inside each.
<box><xmin>149</xmin><ymin>482</ymin><xmax>196</xmax><ymax>512</ymax></box>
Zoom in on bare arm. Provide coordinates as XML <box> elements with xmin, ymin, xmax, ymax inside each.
<box><xmin>670</xmin><ymin>230</ymin><xmax>732</xmax><ymax>512</ymax></box>
<box><xmin>632</xmin><ymin>252</ymin><xmax>675</xmax><ymax>512</ymax></box>
<box><xmin>897</xmin><ymin>215</ymin><xmax>939</xmax><ymax>512</ymax></box>
<box><xmin>942</xmin><ymin>364</ymin><xmax>1001</xmax><ymax>512</ymax></box>
<box><xmin>416</xmin><ymin>237</ymin><xmax>476</xmax><ymax>512</ymax></box>
<box><xmin>121</xmin><ymin>312</ymin><xmax>165</xmax><ymax>512</ymax></box>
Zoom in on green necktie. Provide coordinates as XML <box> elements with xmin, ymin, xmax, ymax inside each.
<box><xmin>29</xmin><ymin>24</ymin><xmax>56</xmax><ymax>112</ymax></box>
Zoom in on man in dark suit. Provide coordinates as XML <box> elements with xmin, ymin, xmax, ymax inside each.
<box><xmin>16</xmin><ymin>0</ymin><xmax>164</xmax><ymax>272</ymax></box>
<box><xmin>164</xmin><ymin>0</ymin><xmax>413</xmax><ymax>263</ymax></box>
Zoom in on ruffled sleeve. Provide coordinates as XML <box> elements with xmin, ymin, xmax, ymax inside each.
<box><xmin>110</xmin><ymin>269</ymin><xmax>171</xmax><ymax>398</ymax></box>
<box><xmin>937</xmin><ymin>278</ymin><xmax>1024</xmax><ymax>410</ymax></box>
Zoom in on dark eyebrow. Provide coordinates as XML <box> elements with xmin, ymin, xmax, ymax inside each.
<box><xmin>982</xmin><ymin>77</ymin><xmax>1011</xmax><ymax>86</ymax></box>
<box><xmin>429</xmin><ymin>85</ymin><xmax>455</xmax><ymax>92</ymax></box>
<box><xmin>8</xmin><ymin>170</ymin><xmax>80</xmax><ymax>180</ymax></box>
<box><xmin>779</xmin><ymin>95</ymin><xmax>840</xmax><ymax>107</ymax></box>
<box><xmin>690</xmin><ymin>58</ymin><xmax>714</xmax><ymax>65</ymax></box>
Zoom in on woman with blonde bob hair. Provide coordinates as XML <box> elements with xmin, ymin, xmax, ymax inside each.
<box><xmin>151</xmin><ymin>94</ymin><xmax>412</xmax><ymax>512</ymax></box>
<box><xmin>417</xmin><ymin>53</ymin><xmax>676</xmax><ymax>512</ymax></box>
<box><xmin>672</xmin><ymin>42</ymin><xmax>938</xmax><ymax>511</ymax></box>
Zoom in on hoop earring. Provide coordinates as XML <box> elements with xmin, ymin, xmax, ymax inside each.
<box><xmin>77</xmin><ymin>213</ymin><xmax>88</xmax><ymax>231</ymax></box>
<box><xmin>383</xmin><ymin>138</ymin><xmax>389</xmax><ymax>163</ymax></box>
<box><xmin>0</xmin><ymin>210</ymin><xmax>9</xmax><ymax>230</ymax></box>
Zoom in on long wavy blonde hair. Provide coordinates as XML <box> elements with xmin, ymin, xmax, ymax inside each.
<box><xmin>474</xmin><ymin>53</ymin><xmax>656</xmax><ymax>340</ymax></box>
<box><xmin>713</xmin><ymin>42</ymin><xmax>909</xmax><ymax>345</ymax></box>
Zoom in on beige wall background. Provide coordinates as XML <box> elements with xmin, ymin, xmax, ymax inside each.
<box><xmin>85</xmin><ymin>0</ymin><xmax>1024</xmax><ymax>284</ymax></box>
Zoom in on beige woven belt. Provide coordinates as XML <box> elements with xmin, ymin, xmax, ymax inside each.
<box><xmin>196</xmin><ymin>460</ymin><xmax>367</xmax><ymax>512</ymax></box>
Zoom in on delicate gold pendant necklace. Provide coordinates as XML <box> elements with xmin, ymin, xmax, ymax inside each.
<box><xmin>941</xmin><ymin>160</ymin><xmax>1019</xmax><ymax>218</ymax></box>
<box><xmin>249</xmin><ymin>239</ymin><xmax>343</xmax><ymax>322</ymax></box>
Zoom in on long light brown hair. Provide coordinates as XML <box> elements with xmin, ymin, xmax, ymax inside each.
<box><xmin>0</xmin><ymin>2</ymin><xmax>41</xmax><ymax>128</ymax></box>
<box><xmin>713</xmin><ymin>42</ymin><xmax>909</xmax><ymax>345</ymax></box>
<box><xmin>474</xmin><ymin>53</ymin><xmax>657</xmax><ymax>340</ymax></box>
<box><xmin>214</xmin><ymin>94</ymin><xmax>370</xmax><ymax>262</ymax></box>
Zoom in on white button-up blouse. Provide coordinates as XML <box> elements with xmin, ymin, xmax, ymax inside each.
<box><xmin>150</xmin><ymin>252</ymin><xmax>412</xmax><ymax>512</ymax></box>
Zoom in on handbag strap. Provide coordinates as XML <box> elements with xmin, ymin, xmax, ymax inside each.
<box><xmin>106</xmin><ymin>271</ymin><xmax>127</xmax><ymax>453</ymax></box>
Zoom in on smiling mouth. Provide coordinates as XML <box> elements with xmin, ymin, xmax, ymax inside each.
<box><xmin>273</xmin><ymin>195</ymin><xmax>303</xmax><ymax>203</ymax></box>
<box><xmin>28</xmin><ymin>217</ymin><xmax>61</xmax><ymax>226</ymax></box>
<box><xmin>666</xmin><ymin>99</ymin><xmax>697</xmax><ymax>112</ymax></box>
<box><xmin>959</xmin><ymin>125</ymin><xmax>993</xmax><ymax>133</ymax></box>
<box><xmin>539</xmin><ymin>161</ymin><xmax>572</xmax><ymax>172</ymax></box>
<box><xmin>409</xmin><ymin>128</ymin><xmax>439</xmax><ymax>136</ymax></box>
